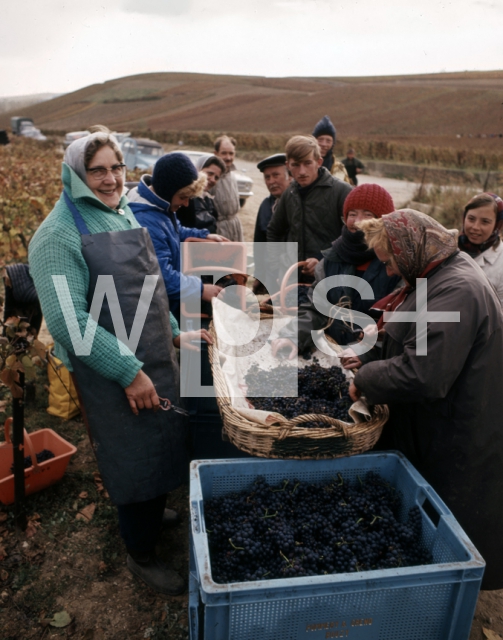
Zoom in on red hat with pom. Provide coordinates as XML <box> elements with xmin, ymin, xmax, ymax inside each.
<box><xmin>343</xmin><ymin>183</ymin><xmax>395</xmax><ymax>221</ymax></box>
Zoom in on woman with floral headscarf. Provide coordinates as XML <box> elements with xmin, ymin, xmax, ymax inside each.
<box><xmin>350</xmin><ymin>209</ymin><xmax>503</xmax><ymax>590</ymax></box>
<box><xmin>458</xmin><ymin>192</ymin><xmax>503</xmax><ymax>308</ymax></box>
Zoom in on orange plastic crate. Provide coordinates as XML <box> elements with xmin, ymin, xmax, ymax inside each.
<box><xmin>0</xmin><ymin>418</ymin><xmax>77</xmax><ymax>505</ymax></box>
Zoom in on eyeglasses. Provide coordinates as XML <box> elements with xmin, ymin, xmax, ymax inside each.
<box><xmin>86</xmin><ymin>163</ymin><xmax>126</xmax><ymax>180</ymax></box>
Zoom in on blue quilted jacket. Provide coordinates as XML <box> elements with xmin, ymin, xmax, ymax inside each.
<box><xmin>128</xmin><ymin>175</ymin><xmax>208</xmax><ymax>315</ymax></box>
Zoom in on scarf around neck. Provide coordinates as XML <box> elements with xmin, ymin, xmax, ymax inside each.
<box><xmin>332</xmin><ymin>225</ymin><xmax>375</xmax><ymax>265</ymax></box>
<box><xmin>296</xmin><ymin>168</ymin><xmax>323</xmax><ymax>198</ymax></box>
<box><xmin>322</xmin><ymin>151</ymin><xmax>334</xmax><ymax>172</ymax></box>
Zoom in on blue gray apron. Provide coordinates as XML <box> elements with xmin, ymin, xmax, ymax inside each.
<box><xmin>64</xmin><ymin>192</ymin><xmax>186</xmax><ymax>505</ymax></box>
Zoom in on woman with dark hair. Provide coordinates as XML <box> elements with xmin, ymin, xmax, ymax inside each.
<box><xmin>350</xmin><ymin>209</ymin><xmax>503</xmax><ymax>590</ymax></box>
<box><xmin>176</xmin><ymin>155</ymin><xmax>224</xmax><ymax>233</ymax></box>
<box><xmin>29</xmin><ymin>130</ymin><xmax>210</xmax><ymax>596</ymax></box>
<box><xmin>458</xmin><ymin>192</ymin><xmax>503</xmax><ymax>307</ymax></box>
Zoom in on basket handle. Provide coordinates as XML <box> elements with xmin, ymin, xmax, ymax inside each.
<box><xmin>279</xmin><ymin>262</ymin><xmax>311</xmax><ymax>313</ymax></box>
<box><xmin>4</xmin><ymin>417</ymin><xmax>40</xmax><ymax>472</ymax></box>
<box><xmin>277</xmin><ymin>414</ymin><xmax>350</xmax><ymax>440</ymax></box>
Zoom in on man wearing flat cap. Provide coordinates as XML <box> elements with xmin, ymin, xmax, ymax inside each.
<box><xmin>253</xmin><ymin>154</ymin><xmax>291</xmax><ymax>293</ymax></box>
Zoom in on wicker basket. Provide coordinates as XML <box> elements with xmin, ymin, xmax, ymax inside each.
<box><xmin>208</xmin><ymin>322</ymin><xmax>389</xmax><ymax>459</ymax></box>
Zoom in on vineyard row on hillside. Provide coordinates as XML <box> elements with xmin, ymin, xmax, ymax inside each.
<box><xmin>43</xmin><ymin>128</ymin><xmax>503</xmax><ymax>172</ymax></box>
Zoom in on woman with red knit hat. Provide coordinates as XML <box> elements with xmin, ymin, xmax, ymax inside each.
<box><xmin>271</xmin><ymin>183</ymin><xmax>402</xmax><ymax>360</ymax></box>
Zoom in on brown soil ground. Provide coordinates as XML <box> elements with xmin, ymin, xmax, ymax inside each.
<box><xmin>0</xmin><ymin>401</ymin><xmax>191</xmax><ymax>640</ymax></box>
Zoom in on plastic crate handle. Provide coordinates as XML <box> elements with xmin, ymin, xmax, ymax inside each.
<box><xmin>419</xmin><ymin>487</ymin><xmax>450</xmax><ymax>528</ymax></box>
<box><xmin>191</xmin><ymin>500</ymin><xmax>202</xmax><ymax>534</ymax></box>
<box><xmin>4</xmin><ymin>417</ymin><xmax>41</xmax><ymax>473</ymax></box>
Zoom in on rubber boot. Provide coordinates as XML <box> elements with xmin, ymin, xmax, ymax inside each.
<box><xmin>162</xmin><ymin>508</ymin><xmax>180</xmax><ymax>526</ymax></box>
<box><xmin>127</xmin><ymin>551</ymin><xmax>186</xmax><ymax>595</ymax></box>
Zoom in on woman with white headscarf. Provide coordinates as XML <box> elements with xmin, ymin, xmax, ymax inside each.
<box><xmin>29</xmin><ymin>127</ymin><xmax>207</xmax><ymax>596</ymax></box>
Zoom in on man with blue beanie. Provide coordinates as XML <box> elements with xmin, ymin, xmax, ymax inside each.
<box><xmin>312</xmin><ymin>115</ymin><xmax>350</xmax><ymax>183</ymax></box>
<box><xmin>128</xmin><ymin>152</ymin><xmax>228</xmax><ymax>319</ymax></box>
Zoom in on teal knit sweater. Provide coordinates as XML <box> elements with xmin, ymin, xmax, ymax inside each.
<box><xmin>29</xmin><ymin>164</ymin><xmax>180</xmax><ymax>388</ymax></box>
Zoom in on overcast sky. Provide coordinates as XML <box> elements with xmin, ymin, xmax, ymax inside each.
<box><xmin>1</xmin><ymin>0</ymin><xmax>501</xmax><ymax>98</ymax></box>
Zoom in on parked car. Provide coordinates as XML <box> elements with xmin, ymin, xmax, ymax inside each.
<box><xmin>11</xmin><ymin>116</ymin><xmax>33</xmax><ymax>135</ymax></box>
<box><xmin>63</xmin><ymin>131</ymin><xmax>90</xmax><ymax>148</ymax></box>
<box><xmin>19</xmin><ymin>123</ymin><xmax>46</xmax><ymax>141</ymax></box>
<box><xmin>63</xmin><ymin>130</ymin><xmax>131</xmax><ymax>149</ymax></box>
<box><xmin>11</xmin><ymin>116</ymin><xmax>46</xmax><ymax>141</ymax></box>
<box><xmin>121</xmin><ymin>137</ymin><xmax>164</xmax><ymax>170</ymax></box>
<box><xmin>113</xmin><ymin>131</ymin><xmax>131</xmax><ymax>144</ymax></box>
<box><xmin>176</xmin><ymin>150</ymin><xmax>253</xmax><ymax>207</ymax></box>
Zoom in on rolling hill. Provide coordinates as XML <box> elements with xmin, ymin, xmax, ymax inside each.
<box><xmin>1</xmin><ymin>71</ymin><xmax>503</xmax><ymax>150</ymax></box>
<box><xmin>0</xmin><ymin>93</ymin><xmax>61</xmax><ymax>115</ymax></box>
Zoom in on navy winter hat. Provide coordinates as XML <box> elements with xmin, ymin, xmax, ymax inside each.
<box><xmin>151</xmin><ymin>152</ymin><xmax>198</xmax><ymax>203</ymax></box>
<box><xmin>312</xmin><ymin>115</ymin><xmax>336</xmax><ymax>142</ymax></box>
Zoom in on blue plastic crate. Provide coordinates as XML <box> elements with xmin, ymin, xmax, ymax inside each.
<box><xmin>189</xmin><ymin>452</ymin><xmax>485</xmax><ymax>640</ymax></box>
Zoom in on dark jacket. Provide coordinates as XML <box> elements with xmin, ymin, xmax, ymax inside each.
<box><xmin>176</xmin><ymin>194</ymin><xmax>218</xmax><ymax>234</ymax></box>
<box><xmin>267</xmin><ymin>167</ymin><xmax>351</xmax><ymax>281</ymax></box>
<box><xmin>342</xmin><ymin>157</ymin><xmax>365</xmax><ymax>184</ymax></box>
<box><xmin>322</xmin><ymin>151</ymin><xmax>334</xmax><ymax>173</ymax></box>
<box><xmin>279</xmin><ymin>245</ymin><xmax>401</xmax><ymax>359</ymax></box>
<box><xmin>253</xmin><ymin>194</ymin><xmax>276</xmax><ymax>284</ymax></box>
<box><xmin>254</xmin><ymin>194</ymin><xmax>275</xmax><ymax>244</ymax></box>
<box><xmin>355</xmin><ymin>251</ymin><xmax>503</xmax><ymax>590</ymax></box>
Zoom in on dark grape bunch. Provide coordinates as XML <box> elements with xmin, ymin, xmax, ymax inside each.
<box><xmin>245</xmin><ymin>360</ymin><xmax>352</xmax><ymax>426</ymax></box>
<box><xmin>10</xmin><ymin>448</ymin><xmax>55</xmax><ymax>473</ymax></box>
<box><xmin>205</xmin><ymin>472</ymin><xmax>431</xmax><ymax>584</ymax></box>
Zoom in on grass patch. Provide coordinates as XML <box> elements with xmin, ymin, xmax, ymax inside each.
<box><xmin>411</xmin><ymin>184</ymin><xmax>480</xmax><ymax>228</ymax></box>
